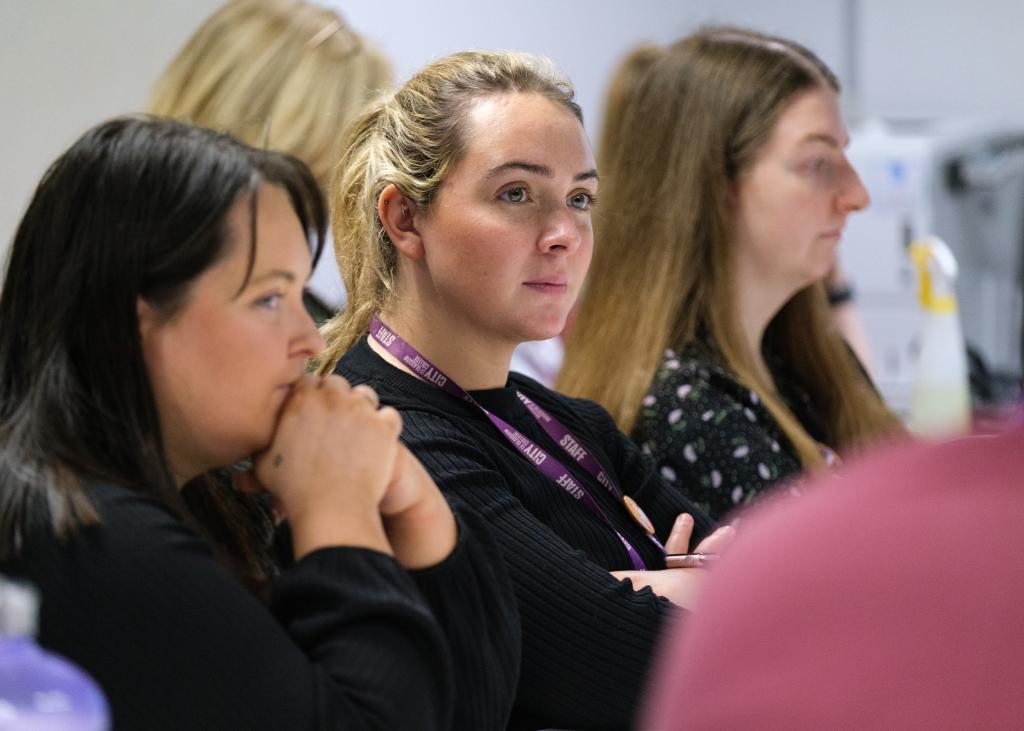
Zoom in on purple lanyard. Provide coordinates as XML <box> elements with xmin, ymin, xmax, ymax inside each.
<box><xmin>370</xmin><ymin>315</ymin><xmax>664</xmax><ymax>570</ymax></box>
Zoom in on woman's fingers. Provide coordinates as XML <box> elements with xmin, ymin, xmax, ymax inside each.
<box><xmin>352</xmin><ymin>384</ymin><xmax>380</xmax><ymax>409</ymax></box>
<box><xmin>694</xmin><ymin>524</ymin><xmax>736</xmax><ymax>554</ymax></box>
<box><xmin>254</xmin><ymin>376</ymin><xmax>401</xmax><ymax>513</ymax></box>
<box><xmin>663</xmin><ymin>513</ymin><xmax>695</xmax><ymax>555</ymax></box>
<box><xmin>253</xmin><ymin>375</ymin><xmax>404</xmax><ymax>559</ymax></box>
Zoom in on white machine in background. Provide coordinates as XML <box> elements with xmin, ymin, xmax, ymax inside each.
<box><xmin>841</xmin><ymin>118</ymin><xmax>1024</xmax><ymax>416</ymax></box>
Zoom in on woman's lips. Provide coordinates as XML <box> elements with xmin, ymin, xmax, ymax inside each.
<box><xmin>524</xmin><ymin>281</ymin><xmax>568</xmax><ymax>293</ymax></box>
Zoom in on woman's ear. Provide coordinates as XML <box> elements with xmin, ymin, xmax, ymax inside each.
<box><xmin>727</xmin><ymin>176</ymin><xmax>743</xmax><ymax>208</ymax></box>
<box><xmin>137</xmin><ymin>298</ymin><xmax>159</xmax><ymax>345</ymax></box>
<box><xmin>378</xmin><ymin>183</ymin><xmax>424</xmax><ymax>260</ymax></box>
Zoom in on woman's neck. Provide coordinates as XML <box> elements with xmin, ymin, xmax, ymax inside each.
<box><xmin>732</xmin><ymin>263</ymin><xmax>799</xmax><ymax>388</ymax></box>
<box><xmin>371</xmin><ymin>305</ymin><xmax>515</xmax><ymax>391</ymax></box>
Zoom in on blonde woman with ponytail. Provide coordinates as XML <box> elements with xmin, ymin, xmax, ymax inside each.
<box><xmin>319</xmin><ymin>50</ymin><xmax>732</xmax><ymax>730</ymax></box>
<box><xmin>559</xmin><ymin>28</ymin><xmax>904</xmax><ymax>522</ymax></box>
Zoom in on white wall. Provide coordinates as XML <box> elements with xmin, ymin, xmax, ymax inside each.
<box><xmin>328</xmin><ymin>0</ymin><xmax>848</xmax><ymax>140</ymax></box>
<box><xmin>3</xmin><ymin>0</ymin><xmax>1024</xmax><ymax>258</ymax></box>
<box><xmin>860</xmin><ymin>0</ymin><xmax>1024</xmax><ymax>121</ymax></box>
<box><xmin>0</xmin><ymin>0</ymin><xmax>847</xmax><ymax>258</ymax></box>
<box><xmin>0</xmin><ymin>0</ymin><xmax>222</xmax><ymax>256</ymax></box>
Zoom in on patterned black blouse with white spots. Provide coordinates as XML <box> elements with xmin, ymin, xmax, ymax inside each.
<box><xmin>632</xmin><ymin>340</ymin><xmax>828</xmax><ymax>522</ymax></box>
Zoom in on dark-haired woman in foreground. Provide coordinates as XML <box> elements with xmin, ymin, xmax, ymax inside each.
<box><xmin>0</xmin><ymin>116</ymin><xmax>518</xmax><ymax>730</ymax></box>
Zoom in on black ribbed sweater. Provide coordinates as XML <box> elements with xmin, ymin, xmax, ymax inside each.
<box><xmin>337</xmin><ymin>337</ymin><xmax>716</xmax><ymax>730</ymax></box>
<box><xmin>2</xmin><ymin>481</ymin><xmax>519</xmax><ymax>730</ymax></box>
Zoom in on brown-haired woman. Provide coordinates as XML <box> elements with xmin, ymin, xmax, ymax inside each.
<box><xmin>559</xmin><ymin>28</ymin><xmax>905</xmax><ymax>522</ymax></box>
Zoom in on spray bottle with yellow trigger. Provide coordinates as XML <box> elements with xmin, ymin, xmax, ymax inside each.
<box><xmin>908</xmin><ymin>236</ymin><xmax>971</xmax><ymax>437</ymax></box>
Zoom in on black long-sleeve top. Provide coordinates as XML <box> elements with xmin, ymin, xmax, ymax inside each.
<box><xmin>634</xmin><ymin>340</ymin><xmax>830</xmax><ymax>521</ymax></box>
<box><xmin>2</xmin><ymin>480</ymin><xmax>520</xmax><ymax>730</ymax></box>
<box><xmin>337</xmin><ymin>337</ymin><xmax>716</xmax><ymax>730</ymax></box>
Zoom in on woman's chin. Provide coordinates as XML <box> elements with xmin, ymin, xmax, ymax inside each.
<box><xmin>523</xmin><ymin>310</ymin><xmax>572</xmax><ymax>342</ymax></box>
<box><xmin>517</xmin><ymin>323</ymin><xmax>565</xmax><ymax>344</ymax></box>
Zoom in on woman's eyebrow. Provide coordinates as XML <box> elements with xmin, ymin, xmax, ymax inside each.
<box><xmin>485</xmin><ymin>161</ymin><xmax>599</xmax><ymax>183</ymax></box>
<box><xmin>246</xmin><ymin>269</ymin><xmax>297</xmax><ymax>286</ymax></box>
<box><xmin>799</xmin><ymin>133</ymin><xmax>847</xmax><ymax>148</ymax></box>
<box><xmin>486</xmin><ymin>160</ymin><xmax>550</xmax><ymax>178</ymax></box>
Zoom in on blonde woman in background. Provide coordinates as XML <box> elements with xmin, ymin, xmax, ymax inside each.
<box><xmin>318</xmin><ymin>50</ymin><xmax>733</xmax><ymax>729</ymax></box>
<box><xmin>559</xmin><ymin>28</ymin><xmax>904</xmax><ymax>522</ymax></box>
<box><xmin>150</xmin><ymin>0</ymin><xmax>391</xmax><ymax>320</ymax></box>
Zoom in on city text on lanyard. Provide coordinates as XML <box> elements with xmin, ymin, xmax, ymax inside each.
<box><xmin>369</xmin><ymin>314</ymin><xmax>665</xmax><ymax>570</ymax></box>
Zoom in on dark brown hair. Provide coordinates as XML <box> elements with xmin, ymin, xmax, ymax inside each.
<box><xmin>0</xmin><ymin>116</ymin><xmax>325</xmax><ymax>588</ymax></box>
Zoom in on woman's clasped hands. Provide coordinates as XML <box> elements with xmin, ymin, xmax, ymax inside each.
<box><xmin>240</xmin><ymin>374</ymin><xmax>457</xmax><ymax>565</ymax></box>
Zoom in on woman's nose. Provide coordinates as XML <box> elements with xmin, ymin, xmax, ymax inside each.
<box><xmin>538</xmin><ymin>206</ymin><xmax>583</xmax><ymax>253</ymax></box>
<box><xmin>839</xmin><ymin>162</ymin><xmax>871</xmax><ymax>213</ymax></box>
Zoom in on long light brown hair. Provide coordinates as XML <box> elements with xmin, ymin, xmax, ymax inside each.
<box><xmin>558</xmin><ymin>28</ymin><xmax>902</xmax><ymax>467</ymax></box>
<box><xmin>149</xmin><ymin>0</ymin><xmax>390</xmax><ymax>189</ymax></box>
<box><xmin>316</xmin><ymin>50</ymin><xmax>582</xmax><ymax>373</ymax></box>
<box><xmin>595</xmin><ymin>43</ymin><xmax>665</xmax><ymax>174</ymax></box>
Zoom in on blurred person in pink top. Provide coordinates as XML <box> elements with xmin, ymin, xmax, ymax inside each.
<box><xmin>644</xmin><ymin>418</ymin><xmax>1024</xmax><ymax>729</ymax></box>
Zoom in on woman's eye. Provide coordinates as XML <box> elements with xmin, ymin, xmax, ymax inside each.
<box><xmin>569</xmin><ymin>192</ymin><xmax>595</xmax><ymax>210</ymax></box>
<box><xmin>804</xmin><ymin>158</ymin><xmax>834</xmax><ymax>178</ymax></box>
<box><xmin>254</xmin><ymin>293</ymin><xmax>282</xmax><ymax>309</ymax></box>
<box><xmin>499</xmin><ymin>187</ymin><xmax>529</xmax><ymax>203</ymax></box>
